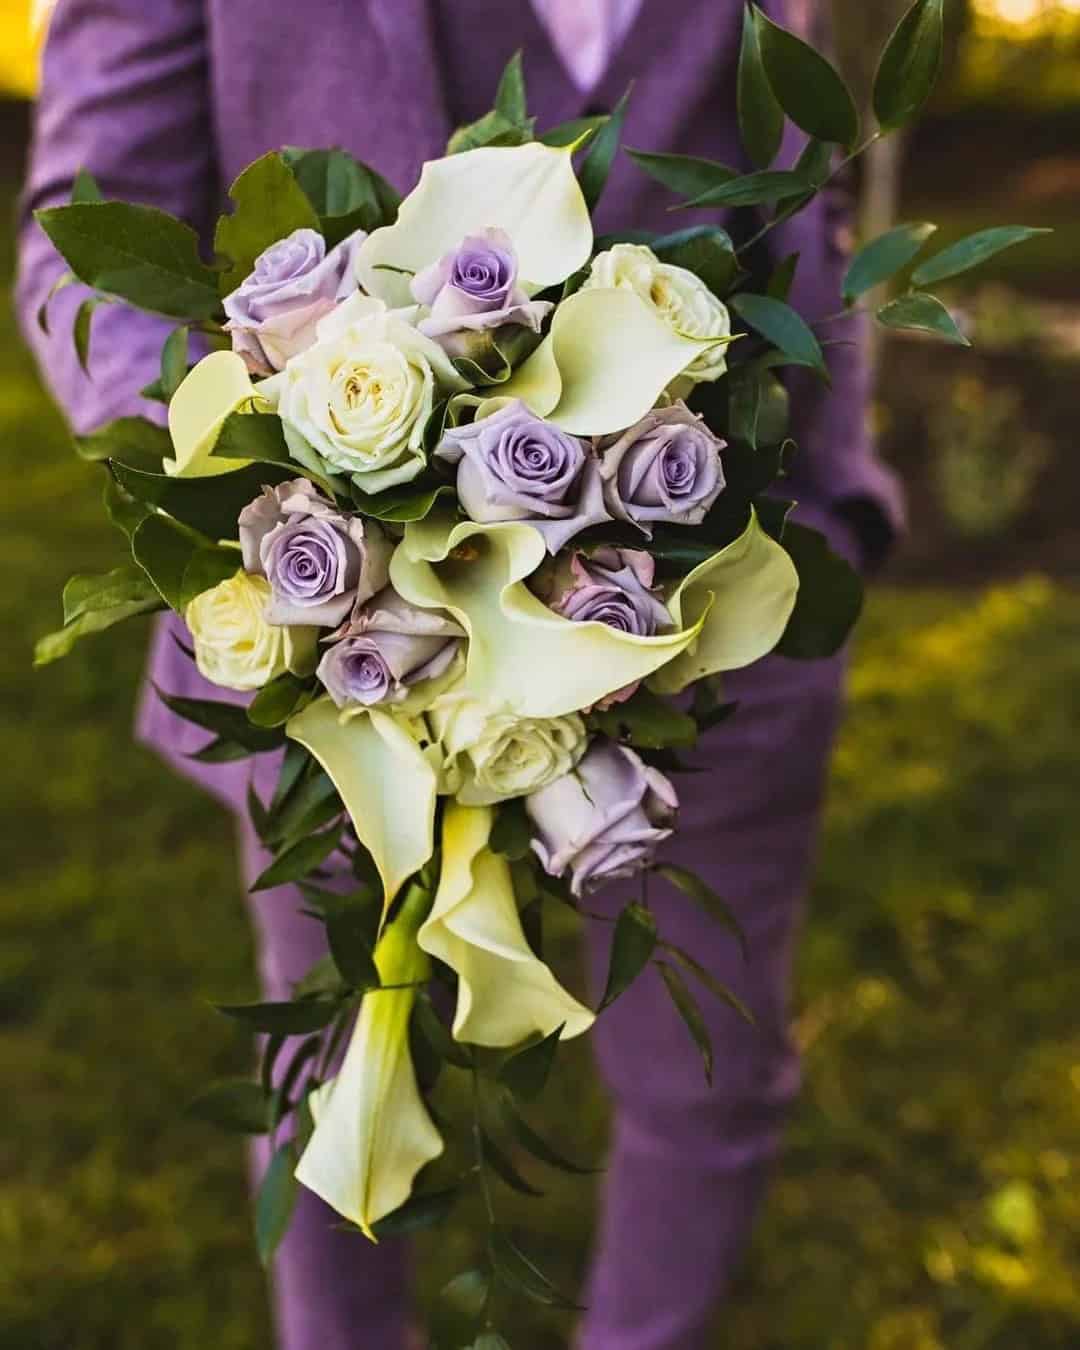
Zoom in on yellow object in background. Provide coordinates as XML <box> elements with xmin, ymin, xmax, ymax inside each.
<box><xmin>0</xmin><ymin>0</ymin><xmax>48</xmax><ymax>98</ymax></box>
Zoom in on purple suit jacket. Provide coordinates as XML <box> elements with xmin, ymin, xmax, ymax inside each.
<box><xmin>16</xmin><ymin>0</ymin><xmax>903</xmax><ymax>799</ymax></box>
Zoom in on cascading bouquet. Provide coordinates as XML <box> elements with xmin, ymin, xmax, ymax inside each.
<box><xmin>32</xmin><ymin>1</ymin><xmax>1043</xmax><ymax>1332</ymax></box>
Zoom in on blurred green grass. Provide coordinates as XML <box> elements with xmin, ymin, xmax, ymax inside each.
<box><xmin>2</xmin><ymin>228</ymin><xmax>1078</xmax><ymax>1350</ymax></box>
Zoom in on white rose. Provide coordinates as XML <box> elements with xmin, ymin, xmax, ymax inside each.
<box><xmin>584</xmin><ymin>243</ymin><xmax>731</xmax><ymax>383</ymax></box>
<box><xmin>429</xmin><ymin>695</ymin><xmax>587</xmax><ymax>806</ymax></box>
<box><xmin>185</xmin><ymin>570</ymin><xmax>318</xmax><ymax>692</ymax></box>
<box><xmin>266</xmin><ymin>293</ymin><xmax>468</xmax><ymax>494</ymax></box>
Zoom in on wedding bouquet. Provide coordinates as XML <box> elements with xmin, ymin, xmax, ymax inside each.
<box><xmin>33</xmin><ymin>1</ymin><xmax>1043</xmax><ymax>1334</ymax></box>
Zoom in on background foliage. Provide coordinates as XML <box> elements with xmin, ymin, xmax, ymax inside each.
<box><xmin>1</xmin><ymin>2</ymin><xmax>1078</xmax><ymax>1347</ymax></box>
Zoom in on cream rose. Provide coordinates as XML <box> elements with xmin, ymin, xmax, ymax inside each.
<box><xmin>584</xmin><ymin>243</ymin><xmax>731</xmax><ymax>384</ymax></box>
<box><xmin>429</xmin><ymin>695</ymin><xmax>587</xmax><ymax>806</ymax></box>
<box><xmin>185</xmin><ymin>570</ymin><xmax>318</xmax><ymax>692</ymax></box>
<box><xmin>266</xmin><ymin>293</ymin><xmax>468</xmax><ymax>494</ymax></box>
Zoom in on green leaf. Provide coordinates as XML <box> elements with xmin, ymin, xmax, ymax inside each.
<box><xmin>36</xmin><ymin>269</ymin><xmax>75</xmax><ymax>335</ymax></box>
<box><xmin>738</xmin><ymin>5</ymin><xmax>785</xmax><ymax>168</ymax></box>
<box><xmin>255</xmin><ymin>1141</ymin><xmax>298</xmax><ymax>1267</ymax></box>
<box><xmin>730</xmin><ymin>292</ymin><xmax>828</xmax><ymax>377</ymax></box>
<box><xmin>473</xmin><ymin>1336</ymin><xmax>511</xmax><ymax>1350</ymax></box>
<box><xmin>578</xmin><ymin>84</ymin><xmax>632</xmax><ymax>213</ymax></box>
<box><xmin>626</xmin><ymin>148</ymin><xmax>736</xmax><ymax>200</ymax></box>
<box><xmin>842</xmin><ymin>222</ymin><xmax>938</xmax><ymax>303</ymax></box>
<box><xmin>911</xmin><ymin>226</ymin><xmax>1052</xmax><ymax>288</ymax></box>
<box><xmin>370</xmin><ymin>1187</ymin><xmax>458</xmax><ymax>1239</ymax></box>
<box><xmin>249</xmin><ymin>824</ymin><xmax>343</xmax><ymax>891</ymax></box>
<box><xmin>358</xmin><ymin>482</ymin><xmax>454</xmax><ymax>523</ymax></box>
<box><xmin>682</xmin><ymin>168</ymin><xmax>812</xmax><ymax>210</ymax></box>
<box><xmin>73</xmin><ymin>296</ymin><xmax>106</xmax><ymax>375</ymax></box>
<box><xmin>179</xmin><ymin>546</ymin><xmax>242</xmax><ymax>611</ymax></box>
<box><xmin>539</xmin><ymin>114</ymin><xmax>607</xmax><ymax>148</ymax></box>
<box><xmin>153</xmin><ymin>687</ymin><xmax>284</xmax><ymax>751</ymax></box>
<box><xmin>326</xmin><ymin>906</ymin><xmax>380</xmax><ymax>991</ymax></box>
<box><xmin>160</xmin><ymin>325</ymin><xmax>190</xmax><ymax>401</ymax></box>
<box><xmin>767</xmin><ymin>252</ymin><xmax>800</xmax><ymax>302</ymax></box>
<box><xmin>600</xmin><ymin>903</ymin><xmax>658</xmax><ymax>1011</ymax></box>
<box><xmin>74</xmin><ymin>415</ymin><xmax>171</xmax><ymax>468</ymax></box>
<box><xmin>131</xmin><ymin>513</ymin><xmax>199</xmax><ymax>610</ymax></box>
<box><xmin>412</xmin><ymin>995</ymin><xmax>473</xmax><ymax>1071</ymax></box>
<box><xmin>776</xmin><ymin>521</ymin><xmax>864</xmax><ymax>658</ymax></box>
<box><xmin>188</xmin><ymin>738</ymin><xmax>253</xmax><ymax>764</ymax></box>
<box><xmin>499</xmin><ymin>1095</ymin><xmax>599</xmax><ymax>1175</ymax></box>
<box><xmin>247</xmin><ymin>672</ymin><xmax>312</xmax><ymax>729</ymax></box>
<box><xmin>490</xmin><ymin>798</ymin><xmax>534</xmax><ymax>862</ymax></box>
<box><xmin>656</xmin><ymin>961</ymin><xmax>714</xmax><ymax>1084</ymax></box>
<box><xmin>187</xmin><ymin>1079</ymin><xmax>271</xmax><ymax>1134</ymax></box>
<box><xmin>875</xmin><ymin>292</ymin><xmax>969</xmax><ymax>345</ymax></box>
<box><xmin>447</xmin><ymin>110</ymin><xmax>535</xmax><ymax>156</ymax></box>
<box><xmin>266</xmin><ymin>770</ymin><xmax>340</xmax><ymax>848</ymax></box>
<box><xmin>589</xmin><ymin>686</ymin><xmax>698</xmax><ymax>751</ymax></box>
<box><xmin>660</xmin><ymin>941</ymin><xmax>755</xmax><ymax>1026</ymax></box>
<box><xmin>282</xmin><ymin>147</ymin><xmax>401</xmax><ymax>244</ymax></box>
<box><xmin>481</xmin><ymin>1128</ymin><xmax>544</xmax><ymax>1198</ymax></box>
<box><xmin>35</xmin><ymin>201</ymin><xmax>222</xmax><ymax>319</ymax></box>
<box><xmin>109</xmin><ymin>459</ymin><xmax>294</xmax><ymax>542</ymax></box>
<box><xmin>753</xmin><ymin>5</ymin><xmax>858</xmax><ymax>147</ymax></box>
<box><xmin>488</xmin><ymin>1229</ymin><xmax>584</xmax><ymax>1311</ymax></box>
<box><xmin>495</xmin><ymin>50</ymin><xmax>527</xmax><ymax>125</ymax></box>
<box><xmin>34</xmin><ymin>565</ymin><xmax>163</xmax><ymax>667</ymax></box>
<box><xmin>212</xmin><ymin>408</ymin><xmax>291</xmax><ymax>462</ymax></box>
<box><xmin>214</xmin><ymin>152</ymin><xmax>321</xmax><ymax>294</ymax></box>
<box><xmin>71</xmin><ymin>167</ymin><xmax>103</xmax><ymax>204</ymax></box>
<box><xmin>873</xmin><ymin>0</ymin><xmax>945</xmax><ymax>132</ymax></box>
<box><xmin>498</xmin><ymin>1024</ymin><xmax>563</xmax><ymax>1101</ymax></box>
<box><xmin>216</xmin><ymin>999</ymin><xmax>341</xmax><ymax>1036</ymax></box>
<box><xmin>435</xmin><ymin>1269</ymin><xmax>491</xmax><ymax>1345</ymax></box>
<box><xmin>654</xmin><ymin>863</ymin><xmax>747</xmax><ymax>956</ymax></box>
<box><xmin>652</xmin><ymin>225</ymin><xmax>739</xmax><ymax>297</ymax></box>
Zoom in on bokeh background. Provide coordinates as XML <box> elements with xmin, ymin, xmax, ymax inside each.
<box><xmin>1</xmin><ymin>3</ymin><xmax>1078</xmax><ymax>1347</ymax></box>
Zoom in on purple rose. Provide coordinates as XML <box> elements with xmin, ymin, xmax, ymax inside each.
<box><xmin>238</xmin><ymin>478</ymin><xmax>391</xmax><ymax>627</ymax></box>
<box><xmin>436</xmin><ymin>400</ymin><xmax>610</xmax><ymax>553</ymax></box>
<box><xmin>599</xmin><ymin>402</ymin><xmax>726</xmax><ymax>536</ymax></box>
<box><xmin>223</xmin><ymin>228</ymin><xmax>364</xmax><ymax>375</ymax></box>
<box><xmin>316</xmin><ymin>587</ymin><xmax>464</xmax><ymax>709</ymax></box>
<box><xmin>526</xmin><ymin>741</ymin><xmax>678</xmax><ymax>897</ymax></box>
<box><xmin>411</xmin><ymin>227</ymin><xmax>552</xmax><ymax>358</ymax></box>
<box><xmin>552</xmin><ymin>548</ymin><xmax>671</xmax><ymax>636</ymax></box>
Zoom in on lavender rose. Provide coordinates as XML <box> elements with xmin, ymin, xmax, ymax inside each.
<box><xmin>317</xmin><ymin>587</ymin><xmax>464</xmax><ymax>709</ymax></box>
<box><xmin>551</xmin><ymin>548</ymin><xmax>671</xmax><ymax>636</ymax></box>
<box><xmin>526</xmin><ymin>742</ymin><xmax>678</xmax><ymax>896</ymax></box>
<box><xmin>223</xmin><ymin>228</ymin><xmax>364</xmax><ymax>375</ymax></box>
<box><xmin>238</xmin><ymin>478</ymin><xmax>391</xmax><ymax>627</ymax></box>
<box><xmin>599</xmin><ymin>402</ymin><xmax>726</xmax><ymax>537</ymax></box>
<box><xmin>411</xmin><ymin>227</ymin><xmax>552</xmax><ymax>358</ymax></box>
<box><xmin>436</xmin><ymin>400</ymin><xmax>609</xmax><ymax>553</ymax></box>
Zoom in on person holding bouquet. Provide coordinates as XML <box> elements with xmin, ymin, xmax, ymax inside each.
<box><xmin>17</xmin><ymin>2</ymin><xmax>903</xmax><ymax>1347</ymax></box>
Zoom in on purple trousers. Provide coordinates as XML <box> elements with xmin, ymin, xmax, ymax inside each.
<box><xmin>140</xmin><ymin>505</ymin><xmax>853</xmax><ymax>1350</ymax></box>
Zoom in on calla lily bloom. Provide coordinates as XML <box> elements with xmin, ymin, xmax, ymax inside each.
<box><xmin>389</xmin><ymin>510</ymin><xmax>797</xmax><ymax>718</ymax></box>
<box><xmin>418</xmin><ymin>801</ymin><xmax>595</xmax><ymax>1046</ymax></box>
<box><xmin>355</xmin><ymin>142</ymin><xmax>593</xmax><ymax>309</ymax></box>
<box><xmin>295</xmin><ymin>881</ymin><xmax>443</xmax><ymax>1240</ymax></box>
<box><xmin>491</xmin><ymin>287</ymin><xmax>737</xmax><ymax>436</ymax></box>
<box><xmin>286</xmin><ymin>698</ymin><xmax>439</xmax><ymax>915</ymax></box>
<box><xmin>164</xmin><ymin>350</ymin><xmax>258</xmax><ymax>476</ymax></box>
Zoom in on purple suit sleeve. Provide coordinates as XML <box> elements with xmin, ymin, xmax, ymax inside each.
<box><xmin>14</xmin><ymin>0</ymin><xmax>217</xmax><ymax>433</ymax></box>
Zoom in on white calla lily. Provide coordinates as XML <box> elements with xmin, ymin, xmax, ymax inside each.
<box><xmin>295</xmin><ymin>882</ymin><xmax>443</xmax><ymax>1240</ymax></box>
<box><xmin>286</xmin><ymin>698</ymin><xmax>439</xmax><ymax>914</ymax></box>
<box><xmin>492</xmin><ymin>287</ymin><xmax>735</xmax><ymax>436</ymax></box>
<box><xmin>164</xmin><ymin>350</ymin><xmax>258</xmax><ymax>476</ymax></box>
<box><xmin>355</xmin><ymin>142</ymin><xmax>593</xmax><ymax>308</ymax></box>
<box><xmin>391</xmin><ymin>514</ymin><xmax>708</xmax><ymax>717</ymax></box>
<box><xmin>419</xmin><ymin>802</ymin><xmax>594</xmax><ymax>1046</ymax></box>
<box><xmin>648</xmin><ymin>511</ymin><xmax>800</xmax><ymax>693</ymax></box>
